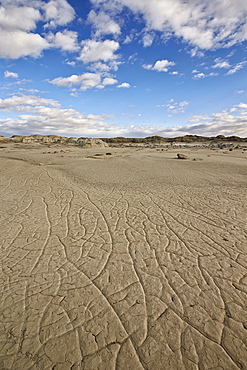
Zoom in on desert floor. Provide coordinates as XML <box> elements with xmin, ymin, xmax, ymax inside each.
<box><xmin>0</xmin><ymin>143</ymin><xmax>246</xmax><ymax>369</ymax></box>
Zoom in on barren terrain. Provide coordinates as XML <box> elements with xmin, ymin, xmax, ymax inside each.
<box><xmin>0</xmin><ymin>143</ymin><xmax>246</xmax><ymax>369</ymax></box>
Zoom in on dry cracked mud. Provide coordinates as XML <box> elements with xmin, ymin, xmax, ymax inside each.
<box><xmin>0</xmin><ymin>146</ymin><xmax>246</xmax><ymax>369</ymax></box>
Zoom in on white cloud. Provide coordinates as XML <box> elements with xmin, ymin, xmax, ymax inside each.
<box><xmin>152</xmin><ymin>60</ymin><xmax>175</xmax><ymax>72</ymax></box>
<box><xmin>78</xmin><ymin>39</ymin><xmax>120</xmax><ymax>64</ymax></box>
<box><xmin>193</xmin><ymin>72</ymin><xmax>206</xmax><ymax>79</ymax></box>
<box><xmin>0</xmin><ymin>95</ymin><xmax>247</xmax><ymax>137</ymax></box>
<box><xmin>0</xmin><ymin>94</ymin><xmax>121</xmax><ymax>137</ymax></box>
<box><xmin>193</xmin><ymin>72</ymin><xmax>218</xmax><ymax>79</ymax></box>
<box><xmin>237</xmin><ymin>103</ymin><xmax>247</xmax><ymax>109</ymax></box>
<box><xmin>102</xmin><ymin>77</ymin><xmax>118</xmax><ymax>85</ymax></box>
<box><xmin>163</xmin><ymin>99</ymin><xmax>189</xmax><ymax>114</ymax></box>
<box><xmin>46</xmin><ymin>30</ymin><xmax>79</xmax><ymax>52</ymax></box>
<box><xmin>50</xmin><ymin>73</ymin><xmax>101</xmax><ymax>90</ymax></box>
<box><xmin>0</xmin><ymin>95</ymin><xmax>60</xmax><ymax>110</ymax></box>
<box><xmin>183</xmin><ymin>106</ymin><xmax>247</xmax><ymax>137</ymax></box>
<box><xmin>190</xmin><ymin>48</ymin><xmax>205</xmax><ymax>58</ymax></box>
<box><xmin>49</xmin><ymin>73</ymin><xmax>118</xmax><ymax>91</ymax></box>
<box><xmin>123</xmin><ymin>35</ymin><xmax>133</xmax><ymax>44</ymax></box>
<box><xmin>142</xmin><ymin>32</ymin><xmax>155</xmax><ymax>47</ymax></box>
<box><xmin>43</xmin><ymin>0</ymin><xmax>75</xmax><ymax>28</ymax></box>
<box><xmin>235</xmin><ymin>90</ymin><xmax>244</xmax><ymax>95</ymax></box>
<box><xmin>88</xmin><ymin>10</ymin><xmax>121</xmax><ymax>36</ymax></box>
<box><xmin>0</xmin><ymin>0</ymin><xmax>75</xmax><ymax>59</ymax></box>
<box><xmin>143</xmin><ymin>59</ymin><xmax>175</xmax><ymax>72</ymax></box>
<box><xmin>226</xmin><ymin>61</ymin><xmax>247</xmax><ymax>75</ymax></box>
<box><xmin>142</xmin><ymin>64</ymin><xmax>153</xmax><ymax>70</ymax></box>
<box><xmin>4</xmin><ymin>71</ymin><xmax>19</xmax><ymax>78</ymax></box>
<box><xmin>88</xmin><ymin>60</ymin><xmax>121</xmax><ymax>72</ymax></box>
<box><xmin>212</xmin><ymin>58</ymin><xmax>231</xmax><ymax>69</ymax></box>
<box><xmin>156</xmin><ymin>104</ymin><xmax>247</xmax><ymax>137</ymax></box>
<box><xmin>117</xmin><ymin>82</ymin><xmax>131</xmax><ymax>88</ymax></box>
<box><xmin>157</xmin><ymin>99</ymin><xmax>189</xmax><ymax>115</ymax></box>
<box><xmin>66</xmin><ymin>61</ymin><xmax>76</xmax><ymax>66</ymax></box>
<box><xmin>90</xmin><ymin>0</ymin><xmax>247</xmax><ymax>50</ymax></box>
<box><xmin>0</xmin><ymin>3</ymin><xmax>41</xmax><ymax>31</ymax></box>
<box><xmin>0</xmin><ymin>30</ymin><xmax>49</xmax><ymax>59</ymax></box>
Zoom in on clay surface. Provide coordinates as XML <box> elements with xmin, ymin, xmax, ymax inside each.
<box><xmin>0</xmin><ymin>143</ymin><xmax>246</xmax><ymax>369</ymax></box>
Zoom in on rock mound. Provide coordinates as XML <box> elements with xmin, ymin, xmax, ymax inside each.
<box><xmin>78</xmin><ymin>138</ymin><xmax>108</xmax><ymax>148</ymax></box>
<box><xmin>4</xmin><ymin>135</ymin><xmax>109</xmax><ymax>147</ymax></box>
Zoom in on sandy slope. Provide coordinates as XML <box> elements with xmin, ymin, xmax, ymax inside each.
<box><xmin>0</xmin><ymin>144</ymin><xmax>246</xmax><ymax>369</ymax></box>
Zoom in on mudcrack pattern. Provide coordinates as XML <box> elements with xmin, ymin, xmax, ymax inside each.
<box><xmin>0</xmin><ymin>159</ymin><xmax>246</xmax><ymax>369</ymax></box>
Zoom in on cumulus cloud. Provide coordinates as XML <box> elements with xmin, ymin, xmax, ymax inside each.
<box><xmin>0</xmin><ymin>95</ymin><xmax>60</xmax><ymax>110</ymax></box>
<box><xmin>49</xmin><ymin>72</ymin><xmax>118</xmax><ymax>91</ymax></box>
<box><xmin>102</xmin><ymin>77</ymin><xmax>118</xmax><ymax>85</ymax></box>
<box><xmin>90</xmin><ymin>0</ymin><xmax>247</xmax><ymax>50</ymax></box>
<box><xmin>179</xmin><ymin>106</ymin><xmax>247</xmax><ymax>137</ymax></box>
<box><xmin>0</xmin><ymin>30</ymin><xmax>49</xmax><ymax>59</ymax></box>
<box><xmin>78</xmin><ymin>39</ymin><xmax>120</xmax><ymax>64</ymax></box>
<box><xmin>0</xmin><ymin>3</ymin><xmax>41</xmax><ymax>31</ymax></box>
<box><xmin>117</xmin><ymin>82</ymin><xmax>131</xmax><ymax>88</ymax></box>
<box><xmin>210</xmin><ymin>57</ymin><xmax>247</xmax><ymax>76</ymax></box>
<box><xmin>4</xmin><ymin>71</ymin><xmax>19</xmax><ymax>78</ymax></box>
<box><xmin>212</xmin><ymin>58</ymin><xmax>231</xmax><ymax>69</ymax></box>
<box><xmin>143</xmin><ymin>59</ymin><xmax>175</xmax><ymax>72</ymax></box>
<box><xmin>43</xmin><ymin>0</ymin><xmax>75</xmax><ymax>28</ymax></box>
<box><xmin>46</xmin><ymin>30</ymin><xmax>79</xmax><ymax>52</ymax></box>
<box><xmin>0</xmin><ymin>0</ymin><xmax>75</xmax><ymax>59</ymax></box>
<box><xmin>0</xmin><ymin>95</ymin><xmax>247</xmax><ymax>137</ymax></box>
<box><xmin>0</xmin><ymin>95</ymin><xmax>121</xmax><ymax>137</ymax></box>
<box><xmin>226</xmin><ymin>61</ymin><xmax>247</xmax><ymax>75</ymax></box>
<box><xmin>87</xmin><ymin>10</ymin><xmax>121</xmax><ymax>37</ymax></box>
<box><xmin>193</xmin><ymin>72</ymin><xmax>218</xmax><ymax>79</ymax></box>
<box><xmin>155</xmin><ymin>104</ymin><xmax>247</xmax><ymax>137</ymax></box>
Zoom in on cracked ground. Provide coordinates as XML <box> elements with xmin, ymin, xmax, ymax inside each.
<box><xmin>0</xmin><ymin>145</ymin><xmax>246</xmax><ymax>369</ymax></box>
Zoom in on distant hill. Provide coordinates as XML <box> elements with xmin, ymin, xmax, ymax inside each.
<box><xmin>0</xmin><ymin>134</ymin><xmax>246</xmax><ymax>144</ymax></box>
<box><xmin>101</xmin><ymin>135</ymin><xmax>247</xmax><ymax>143</ymax></box>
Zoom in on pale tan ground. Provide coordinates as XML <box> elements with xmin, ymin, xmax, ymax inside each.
<box><xmin>0</xmin><ymin>143</ymin><xmax>246</xmax><ymax>370</ymax></box>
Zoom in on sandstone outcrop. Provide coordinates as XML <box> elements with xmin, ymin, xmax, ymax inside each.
<box><xmin>78</xmin><ymin>138</ymin><xmax>109</xmax><ymax>147</ymax></box>
<box><xmin>3</xmin><ymin>135</ymin><xmax>109</xmax><ymax>147</ymax></box>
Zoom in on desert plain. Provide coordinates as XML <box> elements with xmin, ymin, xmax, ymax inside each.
<box><xmin>0</xmin><ymin>138</ymin><xmax>246</xmax><ymax>369</ymax></box>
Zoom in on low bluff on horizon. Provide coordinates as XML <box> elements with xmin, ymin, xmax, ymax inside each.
<box><xmin>0</xmin><ymin>134</ymin><xmax>247</xmax><ymax>144</ymax></box>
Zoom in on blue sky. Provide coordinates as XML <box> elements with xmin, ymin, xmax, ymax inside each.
<box><xmin>0</xmin><ymin>0</ymin><xmax>247</xmax><ymax>138</ymax></box>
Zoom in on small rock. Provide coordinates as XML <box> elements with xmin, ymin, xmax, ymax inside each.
<box><xmin>39</xmin><ymin>162</ymin><xmax>52</xmax><ymax>166</ymax></box>
<box><xmin>177</xmin><ymin>153</ymin><xmax>190</xmax><ymax>160</ymax></box>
